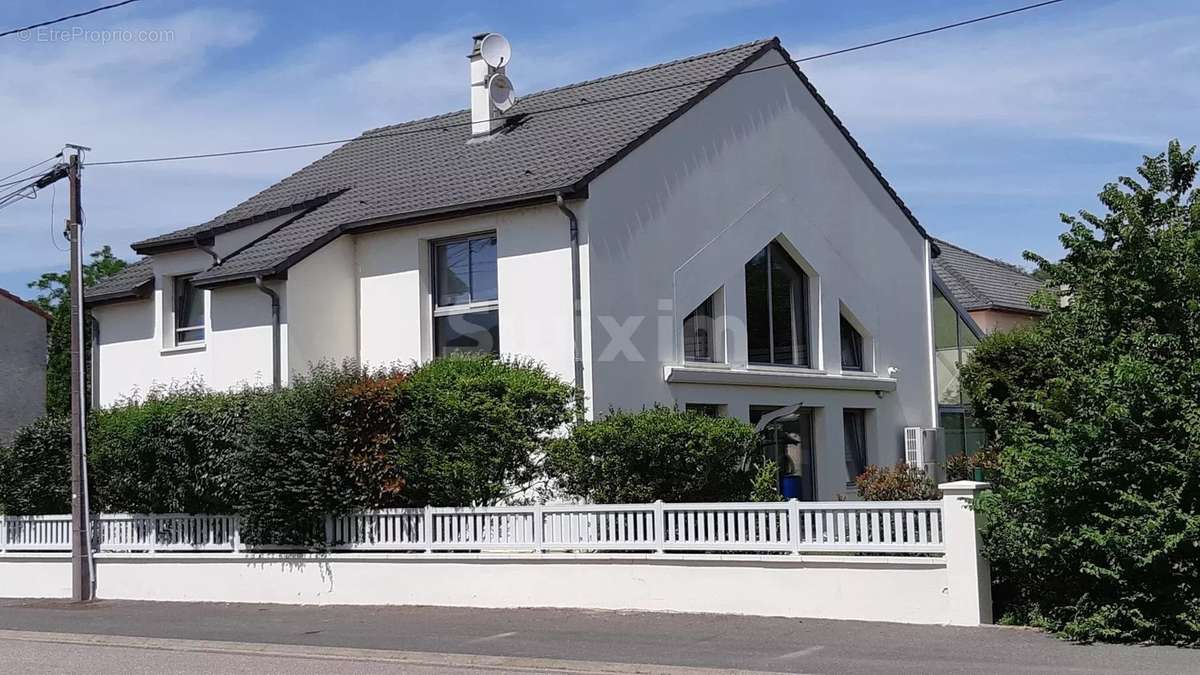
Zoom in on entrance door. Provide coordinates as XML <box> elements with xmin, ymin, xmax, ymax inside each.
<box><xmin>750</xmin><ymin>406</ymin><xmax>816</xmax><ymax>501</ymax></box>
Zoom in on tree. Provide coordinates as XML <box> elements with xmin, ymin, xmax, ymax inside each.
<box><xmin>27</xmin><ymin>245</ymin><xmax>127</xmax><ymax>415</ymax></box>
<box><xmin>961</xmin><ymin>140</ymin><xmax>1200</xmax><ymax>645</ymax></box>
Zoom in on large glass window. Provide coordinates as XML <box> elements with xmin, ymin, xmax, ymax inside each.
<box><xmin>683</xmin><ymin>294</ymin><xmax>715</xmax><ymax>362</ymax></box>
<box><xmin>840</xmin><ymin>315</ymin><xmax>863</xmax><ymax>371</ymax></box>
<box><xmin>432</xmin><ymin>233</ymin><xmax>499</xmax><ymax>356</ymax></box>
<box><xmin>173</xmin><ymin>274</ymin><xmax>205</xmax><ymax>344</ymax></box>
<box><xmin>746</xmin><ymin>242</ymin><xmax>810</xmax><ymax>366</ymax></box>
<box><xmin>750</xmin><ymin>405</ymin><xmax>816</xmax><ymax>501</ymax></box>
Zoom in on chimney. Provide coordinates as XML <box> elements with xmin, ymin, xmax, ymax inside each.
<box><xmin>469</xmin><ymin>33</ymin><xmax>514</xmax><ymax>137</ymax></box>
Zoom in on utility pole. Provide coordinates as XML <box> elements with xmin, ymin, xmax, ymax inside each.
<box><xmin>66</xmin><ymin>147</ymin><xmax>93</xmax><ymax>603</ymax></box>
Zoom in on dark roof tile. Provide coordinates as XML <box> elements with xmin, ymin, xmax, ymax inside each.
<box><xmin>932</xmin><ymin>238</ymin><xmax>1043</xmax><ymax>314</ymax></box>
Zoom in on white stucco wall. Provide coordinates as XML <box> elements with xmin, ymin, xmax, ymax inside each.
<box><xmin>0</xmin><ymin>553</ymin><xmax>952</xmax><ymax>625</ymax></box>
<box><xmin>582</xmin><ymin>49</ymin><xmax>937</xmax><ymax>497</ymax></box>
<box><xmin>286</xmin><ymin>235</ymin><xmax>358</xmax><ymax>375</ymax></box>
<box><xmin>92</xmin><ymin>247</ymin><xmax>286</xmax><ymax>405</ymax></box>
<box><xmin>356</xmin><ymin>205</ymin><xmax>577</xmax><ymax>386</ymax></box>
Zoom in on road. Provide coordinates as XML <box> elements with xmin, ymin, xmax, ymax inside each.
<box><xmin>0</xmin><ymin>599</ymin><xmax>1194</xmax><ymax>674</ymax></box>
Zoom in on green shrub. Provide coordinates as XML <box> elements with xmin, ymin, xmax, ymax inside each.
<box><xmin>854</xmin><ymin>464</ymin><xmax>940</xmax><ymax>501</ymax></box>
<box><xmin>0</xmin><ymin>415</ymin><xmax>70</xmax><ymax>514</ymax></box>
<box><xmin>750</xmin><ymin>461</ymin><xmax>781</xmax><ymax>502</ymax></box>
<box><xmin>391</xmin><ymin>355</ymin><xmax>574</xmax><ymax>506</ymax></box>
<box><xmin>232</xmin><ymin>362</ymin><xmax>380</xmax><ymax>545</ymax></box>
<box><xmin>544</xmin><ymin>406</ymin><xmax>758</xmax><ymax>503</ymax></box>
<box><xmin>88</xmin><ymin>385</ymin><xmax>254</xmax><ymax>514</ymax></box>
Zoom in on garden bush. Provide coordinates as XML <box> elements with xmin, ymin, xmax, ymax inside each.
<box><xmin>389</xmin><ymin>355</ymin><xmax>574</xmax><ymax>506</ymax></box>
<box><xmin>854</xmin><ymin>464</ymin><xmax>940</xmax><ymax>501</ymax></box>
<box><xmin>0</xmin><ymin>415</ymin><xmax>71</xmax><ymax>514</ymax></box>
<box><xmin>941</xmin><ymin>448</ymin><xmax>1001</xmax><ymax>485</ymax></box>
<box><xmin>544</xmin><ymin>406</ymin><xmax>758</xmax><ymax>503</ymax></box>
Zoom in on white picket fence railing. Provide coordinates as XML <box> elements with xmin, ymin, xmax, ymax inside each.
<box><xmin>1</xmin><ymin>500</ymin><xmax>944</xmax><ymax>555</ymax></box>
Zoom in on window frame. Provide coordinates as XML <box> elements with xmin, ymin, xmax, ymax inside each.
<box><xmin>430</xmin><ymin>231</ymin><xmax>500</xmax><ymax>356</ymax></box>
<box><xmin>172</xmin><ymin>273</ymin><xmax>206</xmax><ymax>346</ymax></box>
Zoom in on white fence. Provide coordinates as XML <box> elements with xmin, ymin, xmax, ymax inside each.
<box><xmin>1</xmin><ymin>500</ymin><xmax>943</xmax><ymax>555</ymax></box>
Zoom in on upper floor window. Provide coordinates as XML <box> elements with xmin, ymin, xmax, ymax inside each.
<box><xmin>432</xmin><ymin>233</ymin><xmax>499</xmax><ymax>356</ymax></box>
<box><xmin>173</xmin><ymin>274</ymin><xmax>205</xmax><ymax>344</ymax></box>
<box><xmin>745</xmin><ymin>242</ymin><xmax>810</xmax><ymax>366</ymax></box>
<box><xmin>840</xmin><ymin>315</ymin><xmax>863</xmax><ymax>371</ymax></box>
<box><xmin>683</xmin><ymin>293</ymin><xmax>715</xmax><ymax>362</ymax></box>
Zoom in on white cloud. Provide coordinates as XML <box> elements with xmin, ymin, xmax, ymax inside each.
<box><xmin>796</xmin><ymin>2</ymin><xmax>1200</xmax><ymax>145</ymax></box>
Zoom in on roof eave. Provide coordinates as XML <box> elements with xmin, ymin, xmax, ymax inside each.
<box><xmin>84</xmin><ymin>278</ymin><xmax>154</xmax><ymax>307</ymax></box>
<box><xmin>191</xmin><ymin>187</ymin><xmax>583</xmax><ymax>289</ymax></box>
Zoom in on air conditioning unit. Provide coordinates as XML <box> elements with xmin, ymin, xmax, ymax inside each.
<box><xmin>904</xmin><ymin>426</ymin><xmax>943</xmax><ymax>477</ymax></box>
<box><xmin>903</xmin><ymin>427</ymin><xmax>924</xmax><ymax>466</ymax></box>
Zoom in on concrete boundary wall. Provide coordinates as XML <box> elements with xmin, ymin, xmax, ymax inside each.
<box><xmin>0</xmin><ymin>553</ymin><xmax>951</xmax><ymax>625</ymax></box>
<box><xmin>0</xmin><ymin>482</ymin><xmax>991</xmax><ymax>626</ymax></box>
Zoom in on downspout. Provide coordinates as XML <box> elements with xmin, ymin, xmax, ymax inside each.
<box><xmin>88</xmin><ymin>313</ymin><xmax>99</xmax><ymax>410</ymax></box>
<box><xmin>192</xmin><ymin>234</ymin><xmax>221</xmax><ymax>266</ymax></box>
<box><xmin>254</xmin><ymin>276</ymin><xmax>282</xmax><ymax>391</ymax></box>
<box><xmin>556</xmin><ymin>193</ymin><xmax>585</xmax><ymax>421</ymax></box>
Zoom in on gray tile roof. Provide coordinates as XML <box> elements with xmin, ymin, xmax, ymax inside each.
<box><xmin>86</xmin><ymin>257</ymin><xmax>154</xmax><ymax>304</ymax></box>
<box><xmin>88</xmin><ymin>36</ymin><xmax>931</xmax><ymax>300</ymax></box>
<box><xmin>932</xmin><ymin>238</ymin><xmax>1044</xmax><ymax>314</ymax></box>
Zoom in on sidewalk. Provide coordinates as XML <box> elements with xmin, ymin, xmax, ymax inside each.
<box><xmin>0</xmin><ymin>599</ymin><xmax>1194</xmax><ymax>674</ymax></box>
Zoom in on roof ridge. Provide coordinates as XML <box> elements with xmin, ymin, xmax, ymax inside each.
<box><xmin>361</xmin><ymin>37</ymin><xmax>775</xmax><ymax>137</ymax></box>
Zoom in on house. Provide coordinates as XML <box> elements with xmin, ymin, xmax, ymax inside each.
<box><xmin>0</xmin><ymin>288</ymin><xmax>49</xmax><ymax>443</ymax></box>
<box><xmin>930</xmin><ymin>238</ymin><xmax>1044</xmax><ymax>457</ymax></box>
<box><xmin>87</xmin><ymin>36</ymin><xmax>951</xmax><ymax>500</ymax></box>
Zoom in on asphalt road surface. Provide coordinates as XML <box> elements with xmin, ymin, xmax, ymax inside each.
<box><xmin>0</xmin><ymin>599</ymin><xmax>1194</xmax><ymax>674</ymax></box>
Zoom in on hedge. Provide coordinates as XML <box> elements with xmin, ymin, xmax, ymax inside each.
<box><xmin>0</xmin><ymin>356</ymin><xmax>574</xmax><ymax>545</ymax></box>
<box><xmin>543</xmin><ymin>406</ymin><xmax>758</xmax><ymax>503</ymax></box>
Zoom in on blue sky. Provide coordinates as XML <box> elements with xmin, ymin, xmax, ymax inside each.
<box><xmin>2</xmin><ymin>0</ymin><xmax>1197</xmax><ymax>298</ymax></box>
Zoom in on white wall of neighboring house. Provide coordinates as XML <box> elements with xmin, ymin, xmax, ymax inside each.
<box><xmin>355</xmin><ymin>204</ymin><xmax>578</xmax><ymax>389</ymax></box>
<box><xmin>582</xmin><ymin>50</ymin><xmax>936</xmax><ymax>496</ymax></box>
<box><xmin>92</xmin><ymin>245</ymin><xmax>285</xmax><ymax>405</ymax></box>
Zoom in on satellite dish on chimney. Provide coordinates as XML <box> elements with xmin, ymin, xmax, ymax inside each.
<box><xmin>488</xmin><ymin>73</ymin><xmax>515</xmax><ymax>111</ymax></box>
<box><xmin>479</xmin><ymin>33</ymin><xmax>511</xmax><ymax>68</ymax></box>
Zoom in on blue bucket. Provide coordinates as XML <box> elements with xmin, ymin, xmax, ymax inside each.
<box><xmin>780</xmin><ymin>475</ymin><xmax>803</xmax><ymax>499</ymax></box>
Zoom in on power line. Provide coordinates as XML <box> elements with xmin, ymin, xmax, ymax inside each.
<box><xmin>0</xmin><ymin>1</ymin><xmax>142</xmax><ymax>40</ymax></box>
<box><xmin>85</xmin><ymin>0</ymin><xmax>1068</xmax><ymax>168</ymax></box>
<box><xmin>0</xmin><ymin>153</ymin><xmax>62</xmax><ymax>184</ymax></box>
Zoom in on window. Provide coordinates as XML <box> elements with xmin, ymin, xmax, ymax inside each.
<box><xmin>432</xmin><ymin>233</ymin><xmax>499</xmax><ymax>356</ymax></box>
<box><xmin>685</xmin><ymin>403</ymin><xmax>723</xmax><ymax>417</ymax></box>
<box><xmin>173</xmin><ymin>274</ymin><xmax>205</xmax><ymax>344</ymax></box>
<box><xmin>750</xmin><ymin>405</ymin><xmax>816</xmax><ymax>501</ymax></box>
<box><xmin>683</xmin><ymin>294</ymin><xmax>715</xmax><ymax>362</ymax></box>
<box><xmin>745</xmin><ymin>242</ymin><xmax>810</xmax><ymax>366</ymax></box>
<box><xmin>843</xmin><ymin>409</ymin><xmax>867</xmax><ymax>485</ymax></box>
<box><xmin>933</xmin><ymin>285</ymin><xmax>987</xmax><ymax>458</ymax></box>
<box><xmin>840</xmin><ymin>315</ymin><xmax>863</xmax><ymax>371</ymax></box>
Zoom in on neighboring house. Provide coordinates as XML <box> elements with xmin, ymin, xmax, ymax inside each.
<box><xmin>0</xmin><ymin>288</ymin><xmax>49</xmax><ymax>443</ymax></box>
<box><xmin>930</xmin><ymin>238</ymin><xmax>1045</xmax><ymax>457</ymax></box>
<box><xmin>87</xmin><ymin>36</ymin><xmax>946</xmax><ymax>500</ymax></box>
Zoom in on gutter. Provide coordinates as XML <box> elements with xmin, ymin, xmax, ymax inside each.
<box><xmin>254</xmin><ymin>276</ymin><xmax>282</xmax><ymax>391</ymax></box>
<box><xmin>556</xmin><ymin>193</ymin><xmax>586</xmax><ymax>420</ymax></box>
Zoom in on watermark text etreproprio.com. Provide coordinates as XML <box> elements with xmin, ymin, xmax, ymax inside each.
<box><xmin>16</xmin><ymin>27</ymin><xmax>175</xmax><ymax>44</ymax></box>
